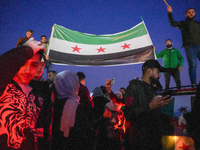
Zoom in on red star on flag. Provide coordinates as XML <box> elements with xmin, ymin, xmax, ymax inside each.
<box><xmin>71</xmin><ymin>45</ymin><xmax>81</xmax><ymax>53</ymax></box>
<box><xmin>97</xmin><ymin>46</ymin><xmax>106</xmax><ymax>53</ymax></box>
<box><xmin>171</xmin><ymin>117</ymin><xmax>179</xmax><ymax>127</ymax></box>
<box><xmin>178</xmin><ymin>122</ymin><xmax>186</xmax><ymax>131</ymax></box>
<box><xmin>178</xmin><ymin>107</ymin><xmax>188</xmax><ymax>113</ymax></box>
<box><xmin>179</xmin><ymin>143</ymin><xmax>191</xmax><ymax>150</ymax></box>
<box><xmin>121</xmin><ymin>43</ymin><xmax>131</xmax><ymax>50</ymax></box>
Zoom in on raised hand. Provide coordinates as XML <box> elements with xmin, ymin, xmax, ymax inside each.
<box><xmin>167</xmin><ymin>6</ymin><xmax>173</xmax><ymax>13</ymax></box>
<box><xmin>105</xmin><ymin>79</ymin><xmax>112</xmax><ymax>94</ymax></box>
<box><xmin>23</xmin><ymin>37</ymin><xmax>45</xmax><ymax>55</ymax></box>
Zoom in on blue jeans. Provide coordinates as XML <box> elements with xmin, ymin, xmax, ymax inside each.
<box><xmin>45</xmin><ymin>59</ymin><xmax>52</xmax><ymax>73</ymax></box>
<box><xmin>184</xmin><ymin>45</ymin><xmax>200</xmax><ymax>84</ymax></box>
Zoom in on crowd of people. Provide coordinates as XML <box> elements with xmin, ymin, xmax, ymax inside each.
<box><xmin>0</xmin><ymin>5</ymin><xmax>199</xmax><ymax>150</ymax></box>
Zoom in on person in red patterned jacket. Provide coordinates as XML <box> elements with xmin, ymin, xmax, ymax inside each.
<box><xmin>0</xmin><ymin>37</ymin><xmax>45</xmax><ymax>150</ymax></box>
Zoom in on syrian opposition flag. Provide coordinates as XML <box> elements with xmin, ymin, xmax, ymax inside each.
<box><xmin>162</xmin><ymin>136</ymin><xmax>195</xmax><ymax>150</ymax></box>
<box><xmin>161</xmin><ymin>89</ymin><xmax>196</xmax><ymax>149</ymax></box>
<box><xmin>48</xmin><ymin>21</ymin><xmax>155</xmax><ymax>66</ymax></box>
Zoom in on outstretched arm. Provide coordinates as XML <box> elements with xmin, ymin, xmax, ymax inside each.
<box><xmin>167</xmin><ymin>6</ymin><xmax>182</xmax><ymax>28</ymax></box>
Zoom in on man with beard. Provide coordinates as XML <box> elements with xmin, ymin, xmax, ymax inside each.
<box><xmin>167</xmin><ymin>6</ymin><xmax>200</xmax><ymax>87</ymax></box>
<box><xmin>123</xmin><ymin>60</ymin><xmax>172</xmax><ymax>150</ymax></box>
<box><xmin>156</xmin><ymin>39</ymin><xmax>184</xmax><ymax>90</ymax></box>
<box><xmin>47</xmin><ymin>71</ymin><xmax>57</xmax><ymax>86</ymax></box>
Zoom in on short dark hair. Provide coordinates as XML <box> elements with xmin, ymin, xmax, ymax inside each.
<box><xmin>120</xmin><ymin>87</ymin><xmax>125</xmax><ymax>90</ymax></box>
<box><xmin>76</xmin><ymin>72</ymin><xmax>86</xmax><ymax>81</ymax></box>
<box><xmin>186</xmin><ymin>8</ymin><xmax>195</xmax><ymax>13</ymax></box>
<box><xmin>41</xmin><ymin>35</ymin><xmax>47</xmax><ymax>39</ymax></box>
<box><xmin>48</xmin><ymin>70</ymin><xmax>57</xmax><ymax>75</ymax></box>
<box><xmin>27</xmin><ymin>29</ymin><xmax>33</xmax><ymax>33</ymax></box>
<box><xmin>166</xmin><ymin>39</ymin><xmax>172</xmax><ymax>43</ymax></box>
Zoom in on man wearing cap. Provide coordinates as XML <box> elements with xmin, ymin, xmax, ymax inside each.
<box><xmin>123</xmin><ymin>60</ymin><xmax>172</xmax><ymax>149</ymax></box>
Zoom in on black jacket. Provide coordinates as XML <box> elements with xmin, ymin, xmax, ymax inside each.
<box><xmin>168</xmin><ymin>13</ymin><xmax>200</xmax><ymax>47</ymax></box>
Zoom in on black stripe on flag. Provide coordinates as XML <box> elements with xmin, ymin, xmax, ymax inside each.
<box><xmin>49</xmin><ymin>45</ymin><xmax>155</xmax><ymax>66</ymax></box>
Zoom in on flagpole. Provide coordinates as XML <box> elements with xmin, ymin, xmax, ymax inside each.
<box><xmin>163</xmin><ymin>0</ymin><xmax>169</xmax><ymax>7</ymax></box>
<box><xmin>47</xmin><ymin>24</ymin><xmax>55</xmax><ymax>56</ymax></box>
<box><xmin>141</xmin><ymin>16</ymin><xmax>155</xmax><ymax>60</ymax></box>
<box><xmin>140</xmin><ymin>15</ymin><xmax>144</xmax><ymax>22</ymax></box>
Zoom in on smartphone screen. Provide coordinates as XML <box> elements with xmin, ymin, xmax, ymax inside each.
<box><xmin>111</xmin><ymin>78</ymin><xmax>115</xmax><ymax>85</ymax></box>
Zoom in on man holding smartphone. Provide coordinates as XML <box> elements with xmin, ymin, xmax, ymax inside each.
<box><xmin>123</xmin><ymin>60</ymin><xmax>172</xmax><ymax>149</ymax></box>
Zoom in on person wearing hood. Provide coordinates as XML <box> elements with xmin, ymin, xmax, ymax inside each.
<box><xmin>167</xmin><ymin>6</ymin><xmax>200</xmax><ymax>87</ymax></box>
<box><xmin>51</xmin><ymin>70</ymin><xmax>93</xmax><ymax>150</ymax></box>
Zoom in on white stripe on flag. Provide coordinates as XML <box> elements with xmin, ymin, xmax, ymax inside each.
<box><xmin>173</xmin><ymin>95</ymin><xmax>192</xmax><ymax>117</ymax></box>
<box><xmin>49</xmin><ymin>34</ymin><xmax>152</xmax><ymax>55</ymax></box>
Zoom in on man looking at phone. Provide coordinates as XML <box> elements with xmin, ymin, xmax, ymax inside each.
<box><xmin>123</xmin><ymin>60</ymin><xmax>172</xmax><ymax>149</ymax></box>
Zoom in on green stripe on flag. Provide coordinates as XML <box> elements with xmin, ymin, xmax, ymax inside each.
<box><xmin>53</xmin><ymin>23</ymin><xmax>147</xmax><ymax>45</ymax></box>
<box><xmin>161</xmin><ymin>98</ymin><xmax>174</xmax><ymax>117</ymax></box>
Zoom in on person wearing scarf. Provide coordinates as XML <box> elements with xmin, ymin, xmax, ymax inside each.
<box><xmin>51</xmin><ymin>70</ymin><xmax>93</xmax><ymax>150</ymax></box>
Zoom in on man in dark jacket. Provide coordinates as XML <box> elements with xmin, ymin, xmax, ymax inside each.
<box><xmin>123</xmin><ymin>60</ymin><xmax>172</xmax><ymax>150</ymax></box>
<box><xmin>167</xmin><ymin>6</ymin><xmax>200</xmax><ymax>87</ymax></box>
<box><xmin>76</xmin><ymin>72</ymin><xmax>93</xmax><ymax>108</ymax></box>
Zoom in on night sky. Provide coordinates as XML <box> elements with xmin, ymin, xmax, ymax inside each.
<box><xmin>0</xmin><ymin>0</ymin><xmax>200</xmax><ymax>92</ymax></box>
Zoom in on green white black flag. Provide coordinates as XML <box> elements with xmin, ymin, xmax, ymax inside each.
<box><xmin>48</xmin><ymin>21</ymin><xmax>155</xmax><ymax>66</ymax></box>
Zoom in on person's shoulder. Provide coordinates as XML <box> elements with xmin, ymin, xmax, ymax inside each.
<box><xmin>194</xmin><ymin>19</ymin><xmax>200</xmax><ymax>24</ymax></box>
<box><xmin>172</xmin><ymin>47</ymin><xmax>178</xmax><ymax>50</ymax></box>
<box><xmin>76</xmin><ymin>103</ymin><xmax>89</xmax><ymax>115</ymax></box>
<box><xmin>128</xmin><ymin>79</ymin><xmax>143</xmax><ymax>86</ymax></box>
<box><xmin>161</xmin><ymin>48</ymin><xmax>168</xmax><ymax>52</ymax></box>
<box><xmin>79</xmin><ymin>83</ymin><xmax>88</xmax><ymax>90</ymax></box>
<box><xmin>17</xmin><ymin>37</ymin><xmax>25</xmax><ymax>40</ymax></box>
<box><xmin>172</xmin><ymin>47</ymin><xmax>181</xmax><ymax>52</ymax></box>
<box><xmin>29</xmin><ymin>79</ymin><xmax>49</xmax><ymax>90</ymax></box>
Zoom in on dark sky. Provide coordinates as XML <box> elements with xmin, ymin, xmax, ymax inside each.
<box><xmin>0</xmin><ymin>0</ymin><xmax>200</xmax><ymax>92</ymax></box>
